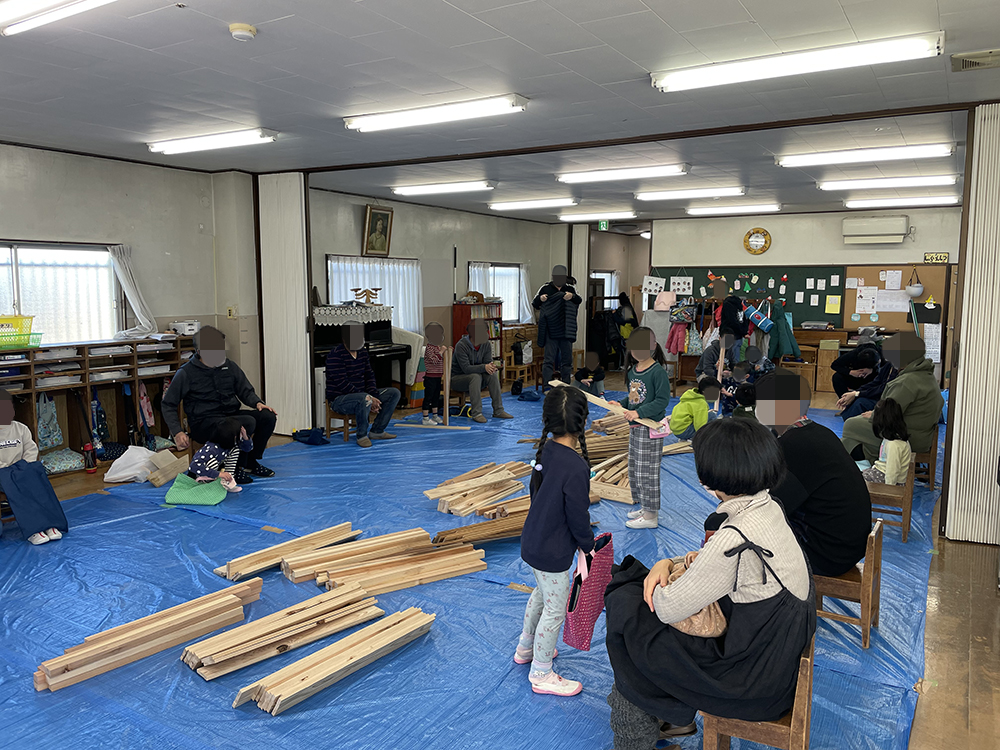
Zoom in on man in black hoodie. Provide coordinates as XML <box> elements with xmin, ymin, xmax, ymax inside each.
<box><xmin>532</xmin><ymin>265</ymin><xmax>582</xmax><ymax>387</ymax></box>
<box><xmin>162</xmin><ymin>326</ymin><xmax>277</xmax><ymax>483</ymax></box>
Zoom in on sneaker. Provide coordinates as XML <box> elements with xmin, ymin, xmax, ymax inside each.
<box><xmin>369</xmin><ymin>431</ymin><xmax>396</xmax><ymax>440</ymax></box>
<box><xmin>422</xmin><ymin>416</ymin><xmax>436</xmax><ymax>426</ymax></box>
<box><xmin>431</xmin><ymin>414</ymin><xmax>444</xmax><ymax>424</ymax></box>
<box><xmin>28</xmin><ymin>532</ymin><xmax>49</xmax><ymax>546</ymax></box>
<box><xmin>44</xmin><ymin>527</ymin><xmax>63</xmax><ymax>540</ymax></box>
<box><xmin>627</xmin><ymin>508</ymin><xmax>645</xmax><ymax>520</ymax></box>
<box><xmin>529</xmin><ymin>670</ymin><xmax>582</xmax><ymax>697</ymax></box>
<box><xmin>249</xmin><ymin>462</ymin><xmax>275</xmax><ymax>478</ymax></box>
<box><xmin>660</xmin><ymin>722</ymin><xmax>697</xmax><ymax>739</ymax></box>
<box><xmin>472</xmin><ymin>414</ymin><xmax>488</xmax><ymax>424</ymax></box>
<box><xmin>234</xmin><ymin>468</ymin><xmax>254</xmax><ymax>485</ymax></box>
<box><xmin>626</xmin><ymin>516</ymin><xmax>659</xmax><ymax>529</ymax></box>
<box><xmin>493</xmin><ymin>410</ymin><xmax>514</xmax><ymax>420</ymax></box>
<box><xmin>357</xmin><ymin>436</ymin><xmax>373</xmax><ymax>448</ymax></box>
<box><xmin>514</xmin><ymin>646</ymin><xmax>558</xmax><ymax>665</ymax></box>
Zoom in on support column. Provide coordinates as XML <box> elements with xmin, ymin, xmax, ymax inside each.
<box><xmin>571</xmin><ymin>224</ymin><xmax>589</xmax><ymax>352</ymax></box>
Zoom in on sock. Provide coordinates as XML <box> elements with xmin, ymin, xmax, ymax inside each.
<box><xmin>517</xmin><ymin>632</ymin><xmax>534</xmax><ymax>651</ymax></box>
<box><xmin>529</xmin><ymin>660</ymin><xmax>553</xmax><ymax>679</ymax></box>
<box><xmin>642</xmin><ymin>510</ymin><xmax>658</xmax><ymax>521</ymax></box>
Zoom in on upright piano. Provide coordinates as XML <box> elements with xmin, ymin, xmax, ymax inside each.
<box><xmin>312</xmin><ymin>306</ymin><xmax>412</xmax><ymax>400</ymax></box>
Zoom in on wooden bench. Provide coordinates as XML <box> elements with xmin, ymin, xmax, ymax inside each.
<box><xmin>701</xmin><ymin>635</ymin><xmax>815</xmax><ymax>750</ymax></box>
<box><xmin>914</xmin><ymin>437</ymin><xmax>938</xmax><ymax>490</ymax></box>
<box><xmin>814</xmin><ymin>519</ymin><xmax>883</xmax><ymax>649</ymax></box>
<box><xmin>868</xmin><ymin>459</ymin><xmax>915</xmax><ymax>542</ymax></box>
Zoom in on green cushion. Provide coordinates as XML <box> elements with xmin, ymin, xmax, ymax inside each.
<box><xmin>165</xmin><ymin>471</ymin><xmax>228</xmax><ymax>506</ymax></box>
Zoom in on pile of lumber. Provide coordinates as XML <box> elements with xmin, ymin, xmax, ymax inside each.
<box><xmin>234</xmin><ymin>608</ymin><xmax>435</xmax><ymax>716</ymax></box>
<box><xmin>181</xmin><ymin>583</ymin><xmax>383</xmax><ymax>680</ymax></box>
<box><xmin>317</xmin><ymin>544</ymin><xmax>486</xmax><ymax>594</ymax></box>
<box><xmin>480</xmin><ymin>494</ymin><xmax>529</xmax><ymax>519</ymax></box>
<box><xmin>425</xmin><ymin>461</ymin><xmax>531</xmax><ymax>515</ymax></box>
<box><xmin>592</xmin><ymin>412</ymin><xmax>629</xmax><ymax>434</ymax></box>
<box><xmin>214</xmin><ymin>522</ymin><xmax>361</xmax><ymax>581</ymax></box>
<box><xmin>589</xmin><ymin>452</ymin><xmax>632</xmax><ymax>504</ymax></box>
<box><xmin>432</xmin><ymin>511</ymin><xmax>529</xmax><ymax>545</ymax></box>
<box><xmin>35</xmin><ymin>579</ymin><xmax>262</xmax><ymax>692</ymax></box>
<box><xmin>281</xmin><ymin>529</ymin><xmax>433</xmax><ymax>584</ymax></box>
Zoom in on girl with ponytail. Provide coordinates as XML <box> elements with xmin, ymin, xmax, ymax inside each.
<box><xmin>517</xmin><ymin>385</ymin><xmax>595</xmax><ymax>697</ymax></box>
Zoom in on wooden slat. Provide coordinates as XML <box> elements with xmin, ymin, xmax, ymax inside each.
<box><xmin>423</xmin><ymin>470</ymin><xmax>515</xmax><ymax>499</ymax></box>
<box><xmin>221</xmin><ymin>523</ymin><xmax>361</xmax><ymax>581</ymax></box>
<box><xmin>590</xmin><ymin>481</ymin><xmax>634</xmax><ymax>504</ymax></box>
<box><xmin>148</xmin><ymin>454</ymin><xmax>190</xmax><ymax>488</ymax></box>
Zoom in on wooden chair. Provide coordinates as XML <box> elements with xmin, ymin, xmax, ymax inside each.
<box><xmin>325</xmin><ymin>401</ymin><xmax>372</xmax><ymax>443</ymax></box>
<box><xmin>503</xmin><ymin>351</ymin><xmax>532</xmax><ymax>388</ymax></box>
<box><xmin>701</xmin><ymin>635</ymin><xmax>815</xmax><ymax>750</ymax></box>
<box><xmin>814</xmin><ymin>519</ymin><xmax>883</xmax><ymax>649</ymax></box>
<box><xmin>868</xmin><ymin>458</ymin><xmax>915</xmax><ymax>542</ymax></box>
<box><xmin>914</xmin><ymin>437</ymin><xmax>939</xmax><ymax>490</ymax></box>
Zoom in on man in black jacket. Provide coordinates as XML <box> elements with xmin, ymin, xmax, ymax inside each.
<box><xmin>532</xmin><ymin>265</ymin><xmax>581</xmax><ymax>387</ymax></box>
<box><xmin>162</xmin><ymin>326</ymin><xmax>277</xmax><ymax>483</ymax></box>
<box><xmin>835</xmin><ymin>343</ymin><xmax>895</xmax><ymax>420</ymax></box>
<box><xmin>756</xmin><ymin>371</ymin><xmax>871</xmax><ymax>577</ymax></box>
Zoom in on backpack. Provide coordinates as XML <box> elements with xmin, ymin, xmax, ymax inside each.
<box><xmin>510</xmin><ymin>378</ymin><xmax>523</xmax><ymax>396</ymax></box>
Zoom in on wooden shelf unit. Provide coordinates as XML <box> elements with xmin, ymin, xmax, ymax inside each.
<box><xmin>0</xmin><ymin>336</ymin><xmax>195</xmax><ymax>476</ymax></box>
<box><xmin>451</xmin><ymin>302</ymin><xmax>504</xmax><ymax>364</ymax></box>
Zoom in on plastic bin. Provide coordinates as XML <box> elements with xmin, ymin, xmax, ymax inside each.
<box><xmin>0</xmin><ymin>332</ymin><xmax>42</xmax><ymax>350</ymax></box>
<box><xmin>0</xmin><ymin>315</ymin><xmax>33</xmax><ymax>335</ymax></box>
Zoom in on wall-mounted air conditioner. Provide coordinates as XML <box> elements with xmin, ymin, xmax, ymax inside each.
<box><xmin>842</xmin><ymin>215</ymin><xmax>910</xmax><ymax>244</ymax></box>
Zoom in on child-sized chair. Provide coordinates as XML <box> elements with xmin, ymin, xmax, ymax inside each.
<box><xmin>869</xmin><ymin>459</ymin><xmax>915</xmax><ymax>542</ymax></box>
<box><xmin>814</xmin><ymin>519</ymin><xmax>884</xmax><ymax>648</ymax></box>
<box><xmin>914</xmin><ymin>438</ymin><xmax>939</xmax><ymax>490</ymax></box>
<box><xmin>325</xmin><ymin>401</ymin><xmax>372</xmax><ymax>443</ymax></box>
<box><xmin>700</xmin><ymin>636</ymin><xmax>815</xmax><ymax>750</ymax></box>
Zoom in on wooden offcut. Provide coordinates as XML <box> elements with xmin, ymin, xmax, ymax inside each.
<box><xmin>35</xmin><ymin>578</ymin><xmax>262</xmax><ymax>692</ymax></box>
<box><xmin>319</xmin><ymin>544</ymin><xmax>487</xmax><ymax>595</ymax></box>
<box><xmin>432</xmin><ymin>511</ymin><xmax>529</xmax><ymax>545</ymax></box>
<box><xmin>281</xmin><ymin>529</ymin><xmax>433</xmax><ymax>584</ymax></box>
<box><xmin>148</xmin><ymin>453</ymin><xmax>190</xmax><ymax>488</ymax></box>
<box><xmin>427</xmin><ymin>462</ymin><xmax>532</xmax><ymax>516</ymax></box>
<box><xmin>215</xmin><ymin>522</ymin><xmax>362</xmax><ymax>581</ymax></box>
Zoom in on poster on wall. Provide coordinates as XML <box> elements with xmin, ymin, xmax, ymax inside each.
<box><xmin>856</xmin><ymin>286</ymin><xmax>878</xmax><ymax>315</ymax></box>
<box><xmin>666</xmin><ymin>276</ymin><xmax>691</xmax><ymax>295</ymax></box>
<box><xmin>876</xmin><ymin>289</ymin><xmax>911</xmax><ymax>313</ymax></box>
<box><xmin>924</xmin><ymin>323</ymin><xmax>942</xmax><ymax>363</ymax></box>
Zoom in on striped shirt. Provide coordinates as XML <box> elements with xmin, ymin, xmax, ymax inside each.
<box><xmin>326</xmin><ymin>345</ymin><xmax>378</xmax><ymax>401</ymax></box>
<box><xmin>424</xmin><ymin>343</ymin><xmax>444</xmax><ymax>376</ymax></box>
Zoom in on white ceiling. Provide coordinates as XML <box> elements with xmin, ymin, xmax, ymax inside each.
<box><xmin>0</xmin><ymin>0</ymin><xmax>996</xmax><ymax>172</ymax></box>
<box><xmin>310</xmin><ymin>111</ymin><xmax>968</xmax><ymax>222</ymax></box>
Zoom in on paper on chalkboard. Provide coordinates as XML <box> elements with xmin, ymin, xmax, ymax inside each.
<box><xmin>779</xmin><ymin>284</ymin><xmax>786</xmax><ymax>295</ymax></box>
<box><xmin>817</xmin><ymin>279</ymin><xmax>826</xmax><ymax>291</ymax></box>
<box><xmin>806</xmin><ymin>278</ymin><xmax>815</xmax><ymax>289</ymax></box>
<box><xmin>831</xmin><ymin>275</ymin><xmax>840</xmax><ymax>287</ymax></box>
<box><xmin>810</xmin><ymin>294</ymin><xmax>820</xmax><ymax>306</ymax></box>
<box><xmin>795</xmin><ymin>291</ymin><xmax>805</xmax><ymax>303</ymax></box>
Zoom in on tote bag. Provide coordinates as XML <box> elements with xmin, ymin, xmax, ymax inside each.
<box><xmin>36</xmin><ymin>393</ymin><xmax>63</xmax><ymax>451</ymax></box>
<box><xmin>563</xmin><ymin>533</ymin><xmax>614</xmax><ymax>651</ymax></box>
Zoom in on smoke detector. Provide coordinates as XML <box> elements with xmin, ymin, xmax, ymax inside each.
<box><xmin>229</xmin><ymin>23</ymin><xmax>257</xmax><ymax>42</ymax></box>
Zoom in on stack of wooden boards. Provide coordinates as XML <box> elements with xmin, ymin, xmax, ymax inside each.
<box><xmin>234</xmin><ymin>608</ymin><xmax>435</xmax><ymax>716</ymax></box>
<box><xmin>181</xmin><ymin>583</ymin><xmax>383</xmax><ymax>680</ymax></box>
<box><xmin>279</xmin><ymin>528</ymin><xmax>488</xmax><ymax>594</ymax></box>
<box><xmin>518</xmin><ymin>426</ymin><xmax>627</xmax><ymax>461</ymax></box>
<box><xmin>480</xmin><ymin>494</ymin><xmax>529</xmax><ymax>519</ymax></box>
<box><xmin>432</xmin><ymin>511</ymin><xmax>529</xmax><ymax>545</ymax></box>
<box><xmin>592</xmin><ymin>413</ymin><xmax>629</xmax><ymax>434</ymax></box>
<box><xmin>589</xmin><ymin>452</ymin><xmax>632</xmax><ymax>503</ymax></box>
<box><xmin>35</xmin><ymin>579</ymin><xmax>262</xmax><ymax>692</ymax></box>
<box><xmin>214</xmin><ymin>522</ymin><xmax>362</xmax><ymax>581</ymax></box>
<box><xmin>425</xmin><ymin>461</ymin><xmax>531</xmax><ymax>515</ymax></box>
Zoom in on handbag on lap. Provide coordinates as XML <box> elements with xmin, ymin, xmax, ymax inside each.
<box><xmin>665</xmin><ymin>551</ymin><xmax>728</xmax><ymax>638</ymax></box>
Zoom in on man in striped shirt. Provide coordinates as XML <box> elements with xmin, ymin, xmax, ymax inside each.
<box><xmin>325</xmin><ymin>322</ymin><xmax>400</xmax><ymax>448</ymax></box>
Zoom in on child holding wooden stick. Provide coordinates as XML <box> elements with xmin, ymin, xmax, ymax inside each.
<box><xmin>517</xmin><ymin>386</ymin><xmax>594</xmax><ymax>697</ymax></box>
<box><xmin>619</xmin><ymin>328</ymin><xmax>672</xmax><ymax>530</ymax></box>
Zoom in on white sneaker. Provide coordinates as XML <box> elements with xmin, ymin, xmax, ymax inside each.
<box><xmin>529</xmin><ymin>670</ymin><xmax>582</xmax><ymax>696</ymax></box>
<box><xmin>28</xmin><ymin>532</ymin><xmax>49</xmax><ymax>545</ymax></box>
<box><xmin>430</xmin><ymin>414</ymin><xmax>444</xmax><ymax>424</ymax></box>
<box><xmin>626</xmin><ymin>516</ymin><xmax>659</xmax><ymax>529</ymax></box>
<box><xmin>422</xmin><ymin>416</ymin><xmax>436</xmax><ymax>425</ymax></box>
<box><xmin>44</xmin><ymin>527</ymin><xmax>62</xmax><ymax>540</ymax></box>
<box><xmin>627</xmin><ymin>508</ymin><xmax>645</xmax><ymax>520</ymax></box>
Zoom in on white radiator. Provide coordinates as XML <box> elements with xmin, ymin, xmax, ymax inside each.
<box><xmin>945</xmin><ymin>102</ymin><xmax>1000</xmax><ymax>545</ymax></box>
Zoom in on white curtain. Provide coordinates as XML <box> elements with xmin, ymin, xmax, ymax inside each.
<box><xmin>468</xmin><ymin>261</ymin><xmax>533</xmax><ymax>323</ymax></box>
<box><xmin>108</xmin><ymin>244</ymin><xmax>157</xmax><ymax>339</ymax></box>
<box><xmin>327</xmin><ymin>255</ymin><xmax>423</xmax><ymax>333</ymax></box>
<box><xmin>608</xmin><ymin>270</ymin><xmax>620</xmax><ymax>304</ymax></box>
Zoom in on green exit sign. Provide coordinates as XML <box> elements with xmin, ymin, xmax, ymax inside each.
<box><xmin>598</xmin><ymin>220</ymin><xmax>609</xmax><ymax>231</ymax></box>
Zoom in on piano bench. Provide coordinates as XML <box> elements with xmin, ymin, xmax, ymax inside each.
<box><xmin>326</xmin><ymin>403</ymin><xmax>374</xmax><ymax>443</ymax></box>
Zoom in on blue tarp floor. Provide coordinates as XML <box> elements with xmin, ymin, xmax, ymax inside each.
<box><xmin>0</xmin><ymin>395</ymin><xmax>942</xmax><ymax>750</ymax></box>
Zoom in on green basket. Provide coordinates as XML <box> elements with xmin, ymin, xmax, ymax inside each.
<box><xmin>0</xmin><ymin>332</ymin><xmax>42</xmax><ymax>350</ymax></box>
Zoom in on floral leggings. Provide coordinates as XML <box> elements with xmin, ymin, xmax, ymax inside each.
<box><xmin>522</xmin><ymin>567</ymin><xmax>572</xmax><ymax>673</ymax></box>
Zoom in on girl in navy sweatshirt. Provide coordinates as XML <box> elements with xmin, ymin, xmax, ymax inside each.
<box><xmin>516</xmin><ymin>386</ymin><xmax>595</xmax><ymax>697</ymax></box>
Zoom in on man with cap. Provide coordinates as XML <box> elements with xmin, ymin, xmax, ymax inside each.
<box><xmin>163</xmin><ymin>326</ymin><xmax>277</xmax><ymax>483</ymax></box>
<box><xmin>532</xmin><ymin>265</ymin><xmax>582</xmax><ymax>387</ymax></box>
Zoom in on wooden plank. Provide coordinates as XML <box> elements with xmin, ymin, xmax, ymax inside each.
<box><xmin>441</xmin><ymin>462</ymin><xmax>496</xmax><ymax>485</ymax></box>
<box><xmin>222</xmin><ymin>523</ymin><xmax>361</xmax><ymax>581</ymax></box>
<box><xmin>548</xmin><ymin>380</ymin><xmax>662</xmax><ymax>430</ymax></box>
<box><xmin>423</xmin><ymin>470</ymin><xmax>515</xmax><ymax>499</ymax></box>
<box><xmin>442</xmin><ymin>346</ymin><xmax>452</xmax><ymax>426</ymax></box>
<box><xmin>393</xmin><ymin>423</ymin><xmax>472</xmax><ymax>430</ymax></box>
<box><xmin>321</xmin><ymin>546</ymin><xmax>482</xmax><ymax>581</ymax></box>
<box><xmin>332</xmin><ymin>559</ymin><xmax>486</xmax><ymax>597</ymax></box>
<box><xmin>148</xmin><ymin>453</ymin><xmax>190</xmax><ymax>488</ymax></box>
<box><xmin>280</xmin><ymin>530</ymin><xmax>431</xmax><ymax>582</ymax></box>
<box><xmin>590</xmin><ymin>481</ymin><xmax>634</xmax><ymax>504</ymax></box>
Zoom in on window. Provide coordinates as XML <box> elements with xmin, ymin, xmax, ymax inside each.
<box><xmin>589</xmin><ymin>270</ymin><xmax>620</xmax><ymax>310</ymax></box>
<box><xmin>468</xmin><ymin>262</ymin><xmax>533</xmax><ymax>324</ymax></box>
<box><xmin>0</xmin><ymin>245</ymin><xmax>120</xmax><ymax>345</ymax></box>
<box><xmin>326</xmin><ymin>255</ymin><xmax>423</xmax><ymax>333</ymax></box>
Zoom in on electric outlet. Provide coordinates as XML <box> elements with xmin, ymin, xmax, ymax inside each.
<box><xmin>227</xmin><ymin>306</ymin><xmax>237</xmax><ymax>319</ymax></box>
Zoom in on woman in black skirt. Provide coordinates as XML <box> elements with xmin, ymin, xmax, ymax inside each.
<box><xmin>604</xmin><ymin>419</ymin><xmax>815</xmax><ymax>750</ymax></box>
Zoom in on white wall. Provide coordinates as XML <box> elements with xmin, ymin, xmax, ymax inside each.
<box><xmin>651</xmin><ymin>208</ymin><xmax>961</xmax><ymax>267</ymax></box>
<box><xmin>589</xmin><ymin>232</ymin><xmax>651</xmax><ymax>293</ymax></box>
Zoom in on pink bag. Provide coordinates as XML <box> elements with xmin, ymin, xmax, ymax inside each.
<box><xmin>562</xmin><ymin>533</ymin><xmax>614</xmax><ymax>651</ymax></box>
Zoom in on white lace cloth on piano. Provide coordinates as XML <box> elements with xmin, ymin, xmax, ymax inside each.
<box><xmin>313</xmin><ymin>305</ymin><xmax>394</xmax><ymax>326</ymax></box>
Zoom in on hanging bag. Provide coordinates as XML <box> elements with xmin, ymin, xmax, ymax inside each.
<box><xmin>36</xmin><ymin>393</ymin><xmax>63</xmax><ymax>451</ymax></box>
<box><xmin>563</xmin><ymin>533</ymin><xmax>614</xmax><ymax>651</ymax></box>
<box><xmin>744</xmin><ymin>303</ymin><xmax>775</xmax><ymax>333</ymax></box>
<box><xmin>668</xmin><ymin>297</ymin><xmax>696</xmax><ymax>323</ymax></box>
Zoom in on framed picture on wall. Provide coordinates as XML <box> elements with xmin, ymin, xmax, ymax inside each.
<box><xmin>362</xmin><ymin>205</ymin><xmax>393</xmax><ymax>257</ymax></box>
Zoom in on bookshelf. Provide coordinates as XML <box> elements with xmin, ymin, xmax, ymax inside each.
<box><xmin>451</xmin><ymin>301</ymin><xmax>504</xmax><ymax>363</ymax></box>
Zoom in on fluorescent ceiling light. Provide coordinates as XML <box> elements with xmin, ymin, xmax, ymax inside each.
<box><xmin>817</xmin><ymin>175</ymin><xmax>958</xmax><ymax>191</ymax></box>
<box><xmin>148</xmin><ymin>128</ymin><xmax>277</xmax><ymax>155</ymax></box>
<box><xmin>392</xmin><ymin>181</ymin><xmax>494</xmax><ymax>196</ymax></box>
<box><xmin>652</xmin><ymin>31</ymin><xmax>943</xmax><ymax>92</ymax></box>
<box><xmin>686</xmin><ymin>204</ymin><xmax>781</xmax><ymax>216</ymax></box>
<box><xmin>635</xmin><ymin>186</ymin><xmax>746</xmax><ymax>201</ymax></box>
<box><xmin>1</xmin><ymin>0</ymin><xmax>118</xmax><ymax>35</ymax></box>
<box><xmin>778</xmin><ymin>143</ymin><xmax>953</xmax><ymax>168</ymax></box>
<box><xmin>559</xmin><ymin>211</ymin><xmax>637</xmax><ymax>223</ymax></box>
<box><xmin>640</xmin><ymin>231</ymin><xmax>652</xmax><ymax>240</ymax></box>
<box><xmin>844</xmin><ymin>196</ymin><xmax>960</xmax><ymax>208</ymax></box>
<box><xmin>557</xmin><ymin>164</ymin><xmax>688</xmax><ymax>184</ymax></box>
<box><xmin>489</xmin><ymin>198</ymin><xmax>577</xmax><ymax>211</ymax></box>
<box><xmin>344</xmin><ymin>95</ymin><xmax>527</xmax><ymax>133</ymax></box>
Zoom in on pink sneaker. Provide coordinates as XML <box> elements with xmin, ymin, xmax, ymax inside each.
<box><xmin>513</xmin><ymin>646</ymin><xmax>558</xmax><ymax>665</ymax></box>
<box><xmin>529</xmin><ymin>670</ymin><xmax>582</xmax><ymax>696</ymax></box>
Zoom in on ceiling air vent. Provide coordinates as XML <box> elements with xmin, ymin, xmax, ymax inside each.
<box><xmin>951</xmin><ymin>49</ymin><xmax>1000</xmax><ymax>72</ymax></box>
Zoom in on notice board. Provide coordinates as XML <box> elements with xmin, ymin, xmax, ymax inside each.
<box><xmin>842</xmin><ymin>264</ymin><xmax>949</xmax><ymax>332</ymax></box>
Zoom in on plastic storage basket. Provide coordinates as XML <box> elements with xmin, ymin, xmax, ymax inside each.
<box><xmin>0</xmin><ymin>315</ymin><xmax>33</xmax><ymax>335</ymax></box>
<box><xmin>0</xmin><ymin>332</ymin><xmax>42</xmax><ymax>349</ymax></box>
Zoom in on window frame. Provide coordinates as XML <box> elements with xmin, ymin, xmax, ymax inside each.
<box><xmin>468</xmin><ymin>260</ymin><xmax>525</xmax><ymax>324</ymax></box>
<box><xmin>0</xmin><ymin>241</ymin><xmax>125</xmax><ymax>343</ymax></box>
<box><xmin>589</xmin><ymin>269</ymin><xmax>617</xmax><ymax>310</ymax></box>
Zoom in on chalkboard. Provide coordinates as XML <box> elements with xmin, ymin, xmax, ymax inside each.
<box><xmin>650</xmin><ymin>265</ymin><xmax>846</xmax><ymax>327</ymax></box>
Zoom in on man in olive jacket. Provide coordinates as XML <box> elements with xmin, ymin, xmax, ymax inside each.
<box><xmin>841</xmin><ymin>331</ymin><xmax>943</xmax><ymax>463</ymax></box>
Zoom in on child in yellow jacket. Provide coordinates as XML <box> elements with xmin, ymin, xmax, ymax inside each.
<box><xmin>669</xmin><ymin>377</ymin><xmax>722</xmax><ymax>441</ymax></box>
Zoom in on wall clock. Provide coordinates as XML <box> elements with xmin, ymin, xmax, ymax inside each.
<box><xmin>744</xmin><ymin>227</ymin><xmax>771</xmax><ymax>255</ymax></box>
